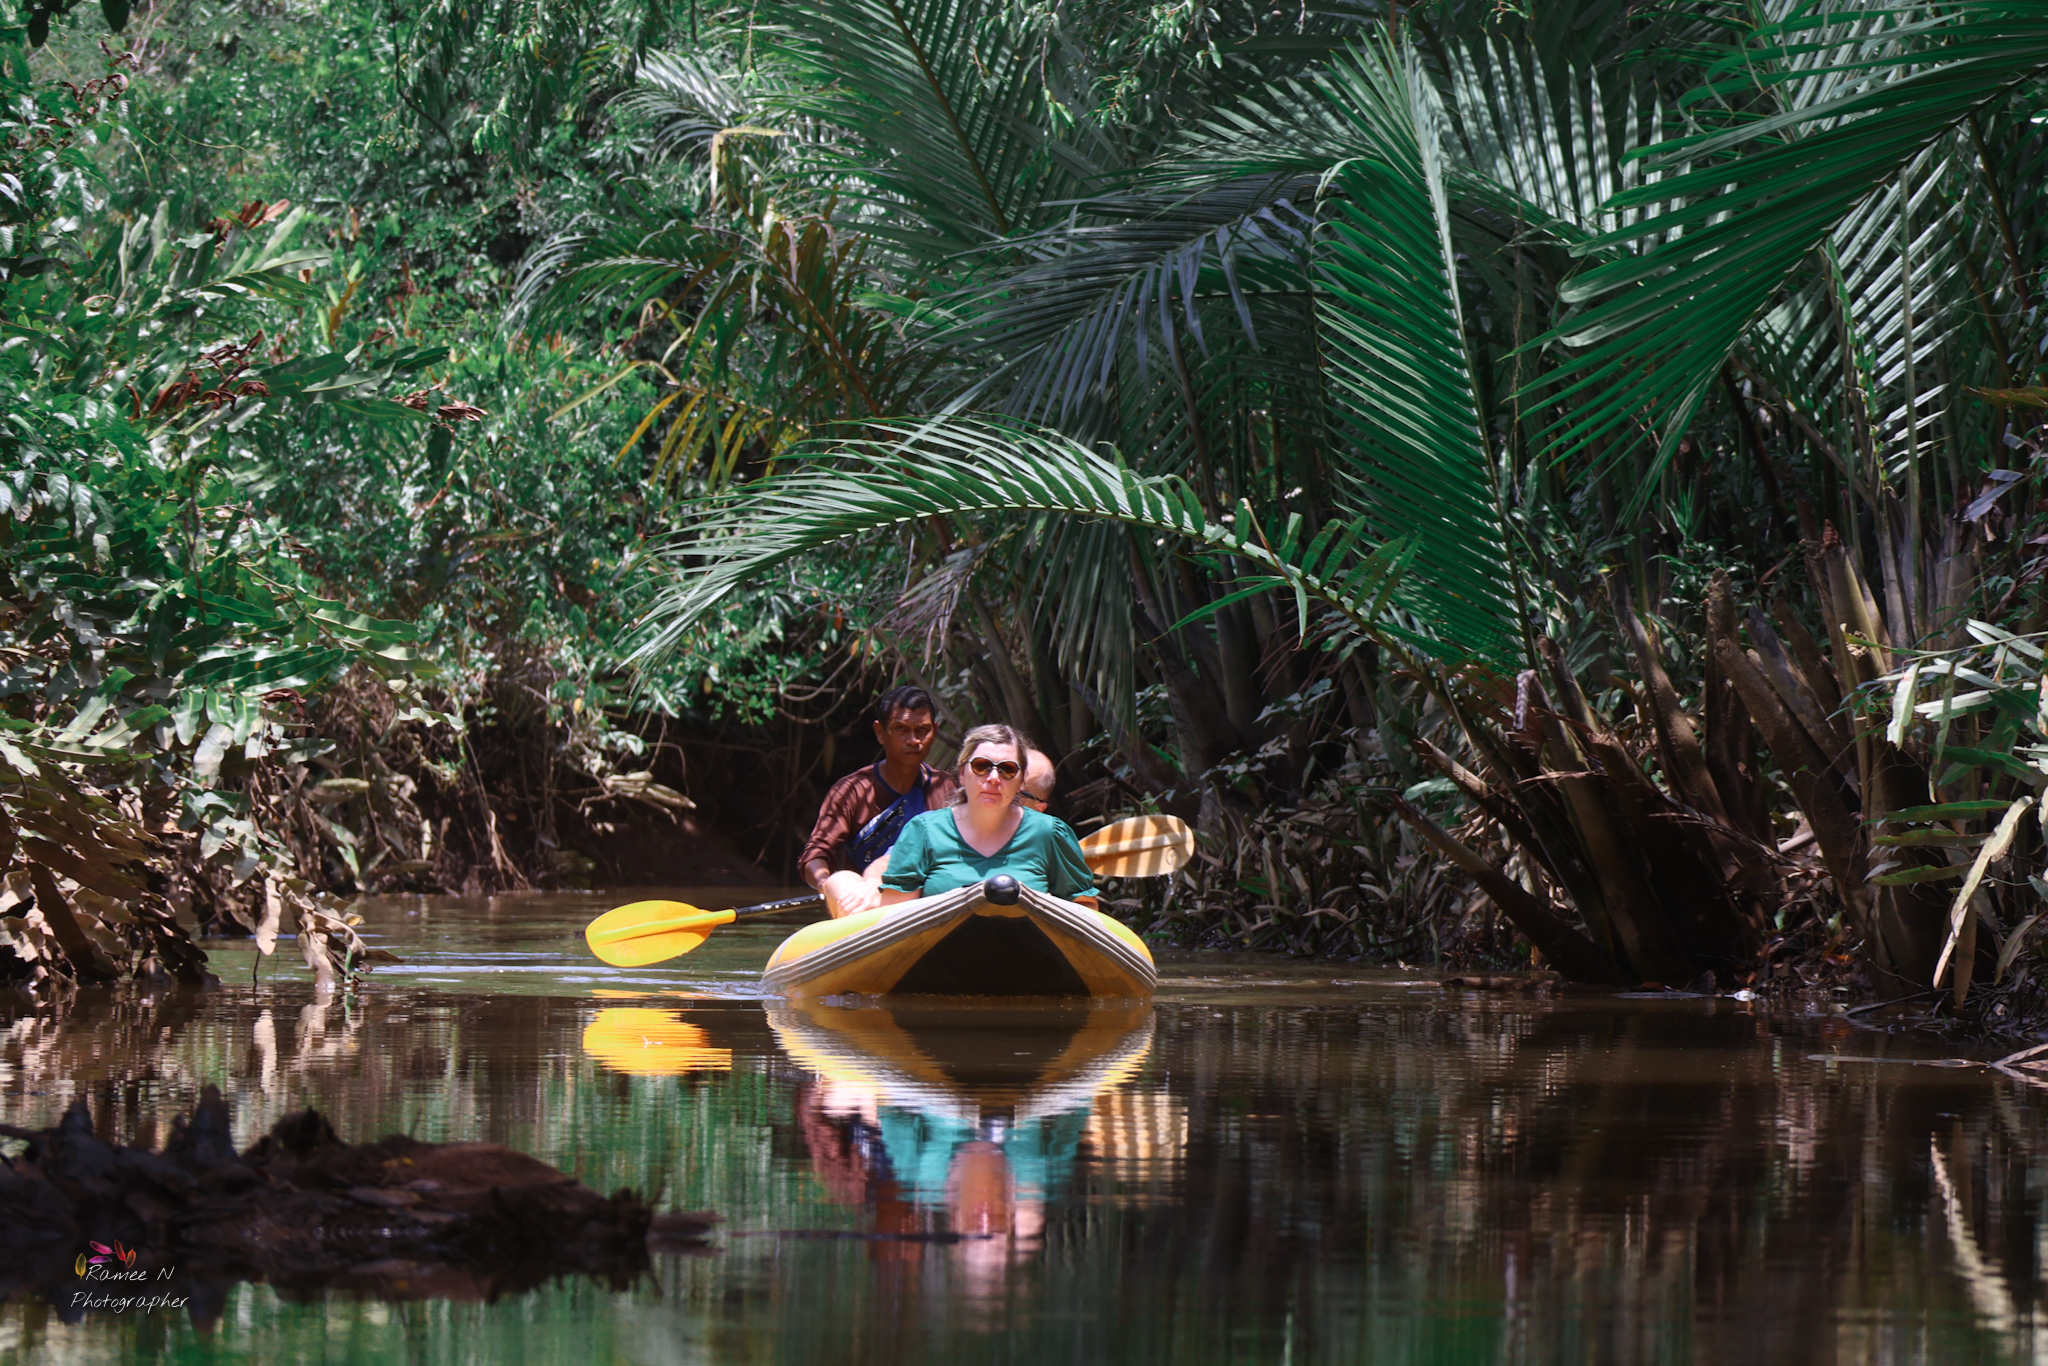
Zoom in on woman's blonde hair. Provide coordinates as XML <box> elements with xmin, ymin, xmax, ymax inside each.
<box><xmin>950</xmin><ymin>723</ymin><xmax>1027</xmax><ymax>804</ymax></box>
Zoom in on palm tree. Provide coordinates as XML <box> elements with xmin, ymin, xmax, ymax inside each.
<box><xmin>547</xmin><ymin>0</ymin><xmax>2048</xmax><ymax>987</ymax></box>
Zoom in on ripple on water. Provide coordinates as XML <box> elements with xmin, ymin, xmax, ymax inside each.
<box><xmin>1</xmin><ymin>888</ymin><xmax>2036</xmax><ymax>1365</ymax></box>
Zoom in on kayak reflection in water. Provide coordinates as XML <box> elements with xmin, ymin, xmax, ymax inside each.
<box><xmin>795</xmin><ymin>1082</ymin><xmax>1076</xmax><ymax>1295</ymax></box>
<box><xmin>877</xmin><ymin>723</ymin><xmax>1099</xmax><ymax>911</ymax></box>
<box><xmin>775</xmin><ymin>1000</ymin><xmax>1159</xmax><ymax>1305</ymax></box>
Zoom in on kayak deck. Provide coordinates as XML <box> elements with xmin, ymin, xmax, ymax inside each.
<box><xmin>762</xmin><ymin>880</ymin><xmax>1157</xmax><ymax>1000</ymax></box>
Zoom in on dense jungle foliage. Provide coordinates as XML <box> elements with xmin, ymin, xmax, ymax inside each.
<box><xmin>3</xmin><ymin>0</ymin><xmax>2047</xmax><ymax>1015</ymax></box>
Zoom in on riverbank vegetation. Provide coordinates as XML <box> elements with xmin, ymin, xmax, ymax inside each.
<box><xmin>3</xmin><ymin>0</ymin><xmax>2046</xmax><ymax>1013</ymax></box>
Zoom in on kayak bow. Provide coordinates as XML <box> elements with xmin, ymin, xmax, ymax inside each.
<box><xmin>762</xmin><ymin>874</ymin><xmax>1156</xmax><ymax>1000</ymax></box>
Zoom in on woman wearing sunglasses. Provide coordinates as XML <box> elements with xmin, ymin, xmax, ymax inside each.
<box><xmin>876</xmin><ymin>724</ymin><xmax>1098</xmax><ymax>909</ymax></box>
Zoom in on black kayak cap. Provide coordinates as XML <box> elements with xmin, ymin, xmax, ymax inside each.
<box><xmin>983</xmin><ymin>874</ymin><xmax>1022</xmax><ymax>905</ymax></box>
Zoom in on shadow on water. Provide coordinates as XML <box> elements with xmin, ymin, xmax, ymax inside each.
<box><xmin>2</xmin><ymin>889</ymin><xmax>2048</xmax><ymax>1362</ymax></box>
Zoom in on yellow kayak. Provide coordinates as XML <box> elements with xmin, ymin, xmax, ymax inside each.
<box><xmin>762</xmin><ymin>875</ymin><xmax>1156</xmax><ymax>1000</ymax></box>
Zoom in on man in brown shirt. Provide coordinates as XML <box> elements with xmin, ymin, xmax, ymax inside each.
<box><xmin>800</xmin><ymin>685</ymin><xmax>958</xmax><ymax>917</ymax></box>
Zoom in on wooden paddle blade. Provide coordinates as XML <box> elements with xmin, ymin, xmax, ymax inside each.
<box><xmin>1082</xmin><ymin>815</ymin><xmax>1194</xmax><ymax>877</ymax></box>
<box><xmin>584</xmin><ymin>900</ymin><xmax>733</xmax><ymax>967</ymax></box>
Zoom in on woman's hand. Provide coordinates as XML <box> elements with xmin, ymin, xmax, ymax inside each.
<box><xmin>821</xmin><ymin>870</ymin><xmax>881</xmax><ymax>919</ymax></box>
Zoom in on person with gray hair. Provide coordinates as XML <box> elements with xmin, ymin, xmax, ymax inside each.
<box><xmin>877</xmin><ymin>725</ymin><xmax>1097</xmax><ymax>908</ymax></box>
<box><xmin>1018</xmin><ymin>749</ymin><xmax>1082</xmax><ymax>845</ymax></box>
<box><xmin>1018</xmin><ymin>749</ymin><xmax>1056</xmax><ymax>812</ymax></box>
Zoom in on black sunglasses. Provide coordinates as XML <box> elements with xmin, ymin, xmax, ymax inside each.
<box><xmin>967</xmin><ymin>757</ymin><xmax>1022</xmax><ymax>779</ymax></box>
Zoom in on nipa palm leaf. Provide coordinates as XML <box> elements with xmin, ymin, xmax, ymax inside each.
<box><xmin>631</xmin><ymin>419</ymin><xmax>1415</xmax><ymax>681</ymax></box>
<box><xmin>1312</xmin><ymin>37</ymin><xmax>1526</xmax><ymax>670</ymax></box>
<box><xmin>1539</xmin><ymin>0</ymin><xmax>2048</xmax><ymax>501</ymax></box>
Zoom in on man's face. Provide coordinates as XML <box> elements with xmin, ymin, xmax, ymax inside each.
<box><xmin>1021</xmin><ymin>752</ymin><xmax>1055</xmax><ymax>809</ymax></box>
<box><xmin>874</xmin><ymin>707</ymin><xmax>937</xmax><ymax>766</ymax></box>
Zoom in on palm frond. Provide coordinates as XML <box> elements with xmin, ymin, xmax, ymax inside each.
<box><xmin>1539</xmin><ymin>0</ymin><xmax>2048</xmax><ymax>498</ymax></box>
<box><xmin>511</xmin><ymin>213</ymin><xmax>741</xmax><ymax>329</ymax></box>
<box><xmin>1015</xmin><ymin>516</ymin><xmax>1138</xmax><ymax>739</ymax></box>
<box><xmin>765</xmin><ymin>0</ymin><xmax>1074</xmax><ymax>251</ymax></box>
<box><xmin>1313</xmin><ymin>37</ymin><xmax>1525</xmax><ymax>669</ymax></box>
<box><xmin>947</xmin><ymin>182</ymin><xmax>1320</xmax><ymax>427</ymax></box>
<box><xmin>1744</xmin><ymin>154</ymin><xmax>1967</xmax><ymax>481</ymax></box>
<box><xmin>1951</xmin><ymin>100</ymin><xmax>2048</xmax><ymax>390</ymax></box>
<box><xmin>614</xmin><ymin>50</ymin><xmax>756</xmax><ymax>157</ymax></box>
<box><xmin>631</xmin><ymin>420</ymin><xmax>1414</xmax><ymax>679</ymax></box>
<box><xmin>1438</xmin><ymin>37</ymin><xmax>1668</xmax><ymax>247</ymax></box>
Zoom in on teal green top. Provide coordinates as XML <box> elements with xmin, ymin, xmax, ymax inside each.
<box><xmin>881</xmin><ymin>806</ymin><xmax>1098</xmax><ymax>901</ymax></box>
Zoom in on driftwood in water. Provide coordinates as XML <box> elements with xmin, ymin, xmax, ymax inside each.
<box><xmin>0</xmin><ymin>1086</ymin><xmax>716</xmax><ymax>1323</ymax></box>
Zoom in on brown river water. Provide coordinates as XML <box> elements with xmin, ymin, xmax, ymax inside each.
<box><xmin>4</xmin><ymin>888</ymin><xmax>2048</xmax><ymax>1364</ymax></box>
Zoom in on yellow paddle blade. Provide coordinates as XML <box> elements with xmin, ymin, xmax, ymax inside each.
<box><xmin>1082</xmin><ymin>815</ymin><xmax>1194</xmax><ymax>877</ymax></box>
<box><xmin>584</xmin><ymin>900</ymin><xmax>736</xmax><ymax>966</ymax></box>
<box><xmin>581</xmin><ymin>1008</ymin><xmax>733</xmax><ymax>1076</ymax></box>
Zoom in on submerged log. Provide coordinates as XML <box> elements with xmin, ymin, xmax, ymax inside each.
<box><xmin>0</xmin><ymin>1086</ymin><xmax>716</xmax><ymax>1322</ymax></box>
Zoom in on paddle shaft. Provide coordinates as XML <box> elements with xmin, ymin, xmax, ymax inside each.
<box><xmin>587</xmin><ymin>891</ymin><xmax>823</xmax><ymax>946</ymax></box>
<box><xmin>720</xmin><ymin>890</ymin><xmax>827</xmax><ymax>919</ymax></box>
<box><xmin>587</xmin><ymin>813</ymin><xmax>1192</xmax><ymax>955</ymax></box>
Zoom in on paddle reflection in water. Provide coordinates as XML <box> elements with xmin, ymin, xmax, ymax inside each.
<box><xmin>771</xmin><ymin>1000</ymin><xmax>1173</xmax><ymax>1309</ymax></box>
<box><xmin>17</xmin><ymin>890</ymin><xmax>2048</xmax><ymax>1362</ymax></box>
<box><xmin>581</xmin><ymin>1006</ymin><xmax>734</xmax><ymax>1076</ymax></box>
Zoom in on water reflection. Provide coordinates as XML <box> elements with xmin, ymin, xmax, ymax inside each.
<box><xmin>582</xmin><ymin>1007</ymin><xmax>734</xmax><ymax>1076</ymax></box>
<box><xmin>6</xmin><ymin>893</ymin><xmax>2048</xmax><ymax>1363</ymax></box>
<box><xmin>771</xmin><ymin>1001</ymin><xmax>1168</xmax><ymax>1308</ymax></box>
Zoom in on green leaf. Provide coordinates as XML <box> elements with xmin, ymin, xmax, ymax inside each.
<box><xmin>425</xmin><ymin>424</ymin><xmax>452</xmax><ymax>470</ymax></box>
<box><xmin>1932</xmin><ymin>745</ymin><xmax>2048</xmax><ymax>788</ymax></box>
<box><xmin>1535</xmin><ymin>3</ymin><xmax>2048</xmax><ymax>503</ymax></box>
<box><xmin>1871</xmin><ymin>829</ymin><xmax>1983</xmax><ymax>848</ymax></box>
<box><xmin>1873</xmin><ymin>800</ymin><xmax>2016</xmax><ymax>823</ymax></box>
<box><xmin>634</xmin><ymin>418</ymin><xmax>1419</xmax><ymax>706</ymax></box>
<box><xmin>770</xmin><ymin>0</ymin><xmax>1072</xmax><ymax>249</ymax></box>
<box><xmin>1312</xmin><ymin>38</ymin><xmax>1523</xmax><ymax>669</ymax></box>
<box><xmin>1871</xmin><ymin>864</ymin><xmax>1966</xmax><ymax>885</ymax></box>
